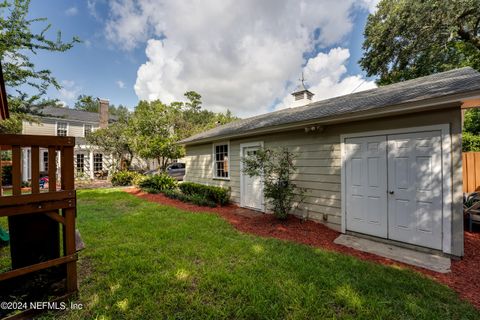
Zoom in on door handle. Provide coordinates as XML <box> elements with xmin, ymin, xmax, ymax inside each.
<box><xmin>388</xmin><ymin>190</ymin><xmax>394</xmax><ymax>195</ymax></box>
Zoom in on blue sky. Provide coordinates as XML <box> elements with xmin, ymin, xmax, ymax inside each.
<box><xmin>24</xmin><ymin>0</ymin><xmax>378</xmax><ymax>116</ymax></box>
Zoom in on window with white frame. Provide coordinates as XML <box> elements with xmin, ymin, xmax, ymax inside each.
<box><xmin>43</xmin><ymin>151</ymin><xmax>49</xmax><ymax>172</ymax></box>
<box><xmin>93</xmin><ymin>153</ymin><xmax>103</xmax><ymax>172</ymax></box>
<box><xmin>84</xmin><ymin>124</ymin><xmax>93</xmax><ymax>137</ymax></box>
<box><xmin>214</xmin><ymin>143</ymin><xmax>229</xmax><ymax>178</ymax></box>
<box><xmin>76</xmin><ymin>154</ymin><xmax>85</xmax><ymax>173</ymax></box>
<box><xmin>57</xmin><ymin>122</ymin><xmax>68</xmax><ymax>136</ymax></box>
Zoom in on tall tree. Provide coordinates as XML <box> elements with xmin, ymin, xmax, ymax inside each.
<box><xmin>74</xmin><ymin>94</ymin><xmax>98</xmax><ymax>112</ymax></box>
<box><xmin>0</xmin><ymin>0</ymin><xmax>79</xmax><ymax>133</ymax></box>
<box><xmin>177</xmin><ymin>91</ymin><xmax>239</xmax><ymax>139</ymax></box>
<box><xmin>128</xmin><ymin>100</ymin><xmax>185</xmax><ymax>171</ymax></box>
<box><xmin>360</xmin><ymin>0</ymin><xmax>480</xmax><ymax>85</ymax></box>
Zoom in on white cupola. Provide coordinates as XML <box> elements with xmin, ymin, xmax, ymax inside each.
<box><xmin>291</xmin><ymin>73</ymin><xmax>314</xmax><ymax>108</ymax></box>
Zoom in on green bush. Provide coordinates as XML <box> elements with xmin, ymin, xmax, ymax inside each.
<box><xmin>179</xmin><ymin>182</ymin><xmax>230</xmax><ymax>205</ymax></box>
<box><xmin>463</xmin><ymin>132</ymin><xmax>480</xmax><ymax>152</ymax></box>
<box><xmin>242</xmin><ymin>147</ymin><xmax>305</xmax><ymax>220</ymax></box>
<box><xmin>163</xmin><ymin>189</ymin><xmax>216</xmax><ymax>207</ymax></box>
<box><xmin>132</xmin><ymin>173</ymin><xmax>147</xmax><ymax>186</ymax></box>
<box><xmin>139</xmin><ymin>174</ymin><xmax>177</xmax><ymax>192</ymax></box>
<box><xmin>2</xmin><ymin>165</ymin><xmax>12</xmax><ymax>185</ymax></box>
<box><xmin>111</xmin><ymin>171</ymin><xmax>143</xmax><ymax>186</ymax></box>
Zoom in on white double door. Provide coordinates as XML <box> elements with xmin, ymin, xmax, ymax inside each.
<box><xmin>345</xmin><ymin>131</ymin><xmax>443</xmax><ymax>250</ymax></box>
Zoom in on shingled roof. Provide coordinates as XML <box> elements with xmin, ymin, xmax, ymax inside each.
<box><xmin>39</xmin><ymin>106</ymin><xmax>118</xmax><ymax>123</ymax></box>
<box><xmin>180</xmin><ymin>67</ymin><xmax>480</xmax><ymax>145</ymax></box>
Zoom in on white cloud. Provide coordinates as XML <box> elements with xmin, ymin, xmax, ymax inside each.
<box><xmin>87</xmin><ymin>0</ymin><xmax>97</xmax><ymax>18</ymax></box>
<box><xmin>276</xmin><ymin>48</ymin><xmax>376</xmax><ymax>109</ymax></box>
<box><xmin>104</xmin><ymin>0</ymin><xmax>376</xmax><ymax>117</ymax></box>
<box><xmin>58</xmin><ymin>80</ymin><xmax>81</xmax><ymax>106</ymax></box>
<box><xmin>116</xmin><ymin>80</ymin><xmax>126</xmax><ymax>89</ymax></box>
<box><xmin>65</xmin><ymin>6</ymin><xmax>78</xmax><ymax>16</ymax></box>
<box><xmin>358</xmin><ymin>0</ymin><xmax>381</xmax><ymax>13</ymax></box>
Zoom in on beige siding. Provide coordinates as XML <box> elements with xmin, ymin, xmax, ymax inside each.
<box><xmin>23</xmin><ymin>118</ymin><xmax>96</xmax><ymax>138</ymax></box>
<box><xmin>184</xmin><ymin>108</ymin><xmax>463</xmax><ymax>253</ymax></box>
<box><xmin>22</xmin><ymin>119</ymin><xmax>56</xmax><ymax>135</ymax></box>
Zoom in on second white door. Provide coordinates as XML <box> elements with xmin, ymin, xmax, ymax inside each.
<box><xmin>241</xmin><ymin>146</ymin><xmax>264</xmax><ymax>211</ymax></box>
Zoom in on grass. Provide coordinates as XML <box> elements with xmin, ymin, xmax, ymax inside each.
<box><xmin>3</xmin><ymin>189</ymin><xmax>478</xmax><ymax>319</ymax></box>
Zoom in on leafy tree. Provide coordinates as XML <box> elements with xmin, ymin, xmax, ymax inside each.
<box><xmin>0</xmin><ymin>0</ymin><xmax>78</xmax><ymax>133</ymax></box>
<box><xmin>86</xmin><ymin>120</ymin><xmax>134</xmax><ymax>172</ymax></box>
<box><xmin>128</xmin><ymin>100</ymin><xmax>185</xmax><ymax>171</ymax></box>
<box><xmin>74</xmin><ymin>94</ymin><xmax>98</xmax><ymax>112</ymax></box>
<box><xmin>462</xmin><ymin>132</ymin><xmax>480</xmax><ymax>152</ymax></box>
<box><xmin>0</xmin><ymin>0</ymin><xmax>79</xmax><ymax>111</ymax></box>
<box><xmin>464</xmin><ymin>108</ymin><xmax>480</xmax><ymax>135</ymax></box>
<box><xmin>74</xmin><ymin>94</ymin><xmax>131</xmax><ymax>118</ymax></box>
<box><xmin>184</xmin><ymin>91</ymin><xmax>202</xmax><ymax>111</ymax></box>
<box><xmin>242</xmin><ymin>147</ymin><xmax>306</xmax><ymax>220</ymax></box>
<box><xmin>176</xmin><ymin>91</ymin><xmax>239</xmax><ymax>139</ymax></box>
<box><xmin>360</xmin><ymin>0</ymin><xmax>480</xmax><ymax>85</ymax></box>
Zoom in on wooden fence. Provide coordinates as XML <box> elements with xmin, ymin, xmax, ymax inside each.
<box><xmin>463</xmin><ymin>152</ymin><xmax>480</xmax><ymax>193</ymax></box>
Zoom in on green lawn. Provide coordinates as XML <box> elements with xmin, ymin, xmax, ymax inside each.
<box><xmin>18</xmin><ymin>189</ymin><xmax>480</xmax><ymax>318</ymax></box>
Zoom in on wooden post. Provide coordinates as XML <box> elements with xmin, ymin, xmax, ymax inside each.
<box><xmin>31</xmin><ymin>146</ymin><xmax>40</xmax><ymax>194</ymax></box>
<box><xmin>0</xmin><ymin>150</ymin><xmax>3</xmax><ymax>197</ymax></box>
<box><xmin>12</xmin><ymin>146</ymin><xmax>21</xmax><ymax>196</ymax></box>
<box><xmin>48</xmin><ymin>147</ymin><xmax>56</xmax><ymax>192</ymax></box>
<box><xmin>61</xmin><ymin>146</ymin><xmax>77</xmax><ymax>293</ymax></box>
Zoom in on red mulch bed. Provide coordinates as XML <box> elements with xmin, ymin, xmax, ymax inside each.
<box><xmin>124</xmin><ymin>188</ymin><xmax>480</xmax><ymax>309</ymax></box>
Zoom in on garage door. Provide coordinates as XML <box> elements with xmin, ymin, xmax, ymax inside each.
<box><xmin>345</xmin><ymin>131</ymin><xmax>443</xmax><ymax>250</ymax></box>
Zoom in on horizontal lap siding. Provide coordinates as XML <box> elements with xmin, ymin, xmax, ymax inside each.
<box><xmin>184</xmin><ymin>130</ymin><xmax>342</xmax><ymax>226</ymax></box>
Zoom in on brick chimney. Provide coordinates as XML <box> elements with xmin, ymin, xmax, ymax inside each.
<box><xmin>98</xmin><ymin>98</ymin><xmax>109</xmax><ymax>128</ymax></box>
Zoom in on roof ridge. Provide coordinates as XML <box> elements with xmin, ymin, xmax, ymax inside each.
<box><xmin>179</xmin><ymin>67</ymin><xmax>480</xmax><ymax>144</ymax></box>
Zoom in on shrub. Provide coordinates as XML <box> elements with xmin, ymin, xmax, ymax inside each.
<box><xmin>179</xmin><ymin>182</ymin><xmax>230</xmax><ymax>205</ymax></box>
<box><xmin>139</xmin><ymin>174</ymin><xmax>177</xmax><ymax>192</ymax></box>
<box><xmin>242</xmin><ymin>147</ymin><xmax>306</xmax><ymax>220</ymax></box>
<box><xmin>463</xmin><ymin>132</ymin><xmax>480</xmax><ymax>152</ymax></box>
<box><xmin>111</xmin><ymin>171</ymin><xmax>143</xmax><ymax>186</ymax></box>
<box><xmin>163</xmin><ymin>189</ymin><xmax>217</xmax><ymax>207</ymax></box>
<box><xmin>1</xmin><ymin>165</ymin><xmax>12</xmax><ymax>185</ymax></box>
<box><xmin>132</xmin><ymin>173</ymin><xmax>147</xmax><ymax>186</ymax></box>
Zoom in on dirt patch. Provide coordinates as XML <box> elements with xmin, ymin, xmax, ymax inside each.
<box><xmin>125</xmin><ymin>187</ymin><xmax>480</xmax><ymax>309</ymax></box>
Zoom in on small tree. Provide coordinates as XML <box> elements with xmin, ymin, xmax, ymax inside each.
<box><xmin>242</xmin><ymin>147</ymin><xmax>305</xmax><ymax>220</ymax></box>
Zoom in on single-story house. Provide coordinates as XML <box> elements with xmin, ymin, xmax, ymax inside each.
<box><xmin>179</xmin><ymin>67</ymin><xmax>480</xmax><ymax>257</ymax></box>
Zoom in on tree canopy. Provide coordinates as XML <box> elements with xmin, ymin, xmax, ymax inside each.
<box><xmin>0</xmin><ymin>0</ymin><xmax>78</xmax><ymax>133</ymax></box>
<box><xmin>464</xmin><ymin>108</ymin><xmax>480</xmax><ymax>135</ymax></box>
<box><xmin>128</xmin><ymin>100</ymin><xmax>184</xmax><ymax>171</ymax></box>
<box><xmin>0</xmin><ymin>0</ymin><xmax>79</xmax><ymax>112</ymax></box>
<box><xmin>360</xmin><ymin>0</ymin><xmax>480</xmax><ymax>85</ymax></box>
<box><xmin>87</xmin><ymin>91</ymin><xmax>239</xmax><ymax>172</ymax></box>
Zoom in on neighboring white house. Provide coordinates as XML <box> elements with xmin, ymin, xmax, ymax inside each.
<box><xmin>21</xmin><ymin>100</ymin><xmax>115</xmax><ymax>181</ymax></box>
<box><xmin>179</xmin><ymin>67</ymin><xmax>480</xmax><ymax>258</ymax></box>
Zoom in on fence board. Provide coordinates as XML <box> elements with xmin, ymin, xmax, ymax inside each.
<box><xmin>462</xmin><ymin>152</ymin><xmax>480</xmax><ymax>193</ymax></box>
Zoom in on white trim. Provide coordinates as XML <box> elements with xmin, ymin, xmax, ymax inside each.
<box><xmin>83</xmin><ymin>123</ymin><xmax>93</xmax><ymax>137</ymax></box>
<box><xmin>340</xmin><ymin>124</ymin><xmax>453</xmax><ymax>254</ymax></box>
<box><xmin>55</xmin><ymin>121</ymin><xmax>69</xmax><ymax>136</ymax></box>
<box><xmin>240</xmin><ymin>141</ymin><xmax>265</xmax><ymax>212</ymax></box>
<box><xmin>212</xmin><ymin>141</ymin><xmax>231</xmax><ymax>180</ymax></box>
